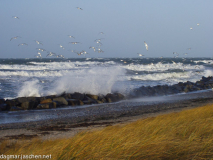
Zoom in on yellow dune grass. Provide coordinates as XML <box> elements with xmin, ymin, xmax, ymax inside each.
<box><xmin>1</xmin><ymin>104</ymin><xmax>213</xmax><ymax>159</ymax></box>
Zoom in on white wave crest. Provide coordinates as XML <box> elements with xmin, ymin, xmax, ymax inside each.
<box><xmin>48</xmin><ymin>66</ymin><xmax>126</xmax><ymax>95</ymax></box>
<box><xmin>18</xmin><ymin>80</ymin><xmax>42</xmax><ymax>97</ymax></box>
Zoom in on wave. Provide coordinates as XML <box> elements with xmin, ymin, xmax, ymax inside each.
<box><xmin>194</xmin><ymin>60</ymin><xmax>213</xmax><ymax>64</ymax></box>
<box><xmin>17</xmin><ymin>66</ymin><xmax>127</xmax><ymax>97</ymax></box>
<box><xmin>124</xmin><ymin>62</ymin><xmax>205</xmax><ymax>72</ymax></box>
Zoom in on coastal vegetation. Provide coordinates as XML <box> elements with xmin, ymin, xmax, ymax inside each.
<box><xmin>1</xmin><ymin>103</ymin><xmax>213</xmax><ymax>159</ymax></box>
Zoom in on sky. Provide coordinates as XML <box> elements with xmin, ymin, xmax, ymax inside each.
<box><xmin>0</xmin><ymin>0</ymin><xmax>213</xmax><ymax>58</ymax></box>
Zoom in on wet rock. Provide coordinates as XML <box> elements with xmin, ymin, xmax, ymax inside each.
<box><xmin>0</xmin><ymin>99</ymin><xmax>5</xmax><ymax>105</ymax></box>
<box><xmin>15</xmin><ymin>97</ymin><xmax>37</xmax><ymax>103</ymax></box>
<box><xmin>86</xmin><ymin>94</ymin><xmax>99</xmax><ymax>100</ymax></box>
<box><xmin>67</xmin><ymin>99</ymin><xmax>84</xmax><ymax>106</ymax></box>
<box><xmin>37</xmin><ymin>102</ymin><xmax>56</xmax><ymax>109</ymax></box>
<box><xmin>40</xmin><ymin>99</ymin><xmax>52</xmax><ymax>104</ymax></box>
<box><xmin>5</xmin><ymin>100</ymin><xmax>16</xmax><ymax>107</ymax></box>
<box><xmin>53</xmin><ymin>97</ymin><xmax>68</xmax><ymax>106</ymax></box>
<box><xmin>105</xmin><ymin>93</ymin><xmax>125</xmax><ymax>102</ymax></box>
<box><xmin>21</xmin><ymin>101</ymin><xmax>30</xmax><ymax>110</ymax></box>
<box><xmin>0</xmin><ymin>104</ymin><xmax>7</xmax><ymax>111</ymax></box>
<box><xmin>70</xmin><ymin>92</ymin><xmax>85</xmax><ymax>100</ymax></box>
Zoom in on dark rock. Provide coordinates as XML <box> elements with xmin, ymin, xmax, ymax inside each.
<box><xmin>5</xmin><ymin>100</ymin><xmax>16</xmax><ymax>107</ymax></box>
<box><xmin>15</xmin><ymin>97</ymin><xmax>37</xmax><ymax>103</ymax></box>
<box><xmin>0</xmin><ymin>99</ymin><xmax>5</xmax><ymax>105</ymax></box>
<box><xmin>0</xmin><ymin>104</ymin><xmax>7</xmax><ymax>111</ymax></box>
<box><xmin>86</xmin><ymin>94</ymin><xmax>99</xmax><ymax>100</ymax></box>
<box><xmin>105</xmin><ymin>93</ymin><xmax>125</xmax><ymax>102</ymax></box>
<box><xmin>53</xmin><ymin>97</ymin><xmax>68</xmax><ymax>106</ymax></box>
<box><xmin>70</xmin><ymin>92</ymin><xmax>85</xmax><ymax>100</ymax></box>
<box><xmin>29</xmin><ymin>100</ymin><xmax>40</xmax><ymax>109</ymax></box>
<box><xmin>37</xmin><ymin>102</ymin><xmax>56</xmax><ymax>109</ymax></box>
<box><xmin>67</xmin><ymin>99</ymin><xmax>84</xmax><ymax>106</ymax></box>
<box><xmin>21</xmin><ymin>101</ymin><xmax>30</xmax><ymax>110</ymax></box>
<box><xmin>40</xmin><ymin>99</ymin><xmax>52</xmax><ymax>104</ymax></box>
<box><xmin>45</xmin><ymin>95</ymin><xmax>57</xmax><ymax>99</ymax></box>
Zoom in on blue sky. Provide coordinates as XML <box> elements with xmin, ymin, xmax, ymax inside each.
<box><xmin>0</xmin><ymin>0</ymin><xmax>212</xmax><ymax>58</ymax></box>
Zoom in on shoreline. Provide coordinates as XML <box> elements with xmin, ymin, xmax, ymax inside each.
<box><xmin>0</xmin><ymin>90</ymin><xmax>213</xmax><ymax>141</ymax></box>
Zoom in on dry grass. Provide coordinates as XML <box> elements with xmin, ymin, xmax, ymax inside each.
<box><xmin>1</xmin><ymin>104</ymin><xmax>213</xmax><ymax>159</ymax></box>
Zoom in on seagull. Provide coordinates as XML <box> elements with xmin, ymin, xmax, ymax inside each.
<box><xmin>144</xmin><ymin>41</ymin><xmax>148</xmax><ymax>51</ymax></box>
<box><xmin>77</xmin><ymin>7</ymin><xmax>83</xmax><ymax>10</ymax></box>
<box><xmin>99</xmin><ymin>32</ymin><xmax>104</xmax><ymax>35</ymax></box>
<box><xmin>190</xmin><ymin>27</ymin><xmax>193</xmax><ymax>30</ymax></box>
<box><xmin>59</xmin><ymin>44</ymin><xmax>65</xmax><ymax>49</ymax></box>
<box><xmin>46</xmin><ymin>52</ymin><xmax>57</xmax><ymax>57</ymax></box>
<box><xmin>35</xmin><ymin>40</ymin><xmax>43</xmax><ymax>45</ymax></box>
<box><xmin>10</xmin><ymin>36</ymin><xmax>21</xmax><ymax>41</ymax></box>
<box><xmin>57</xmin><ymin>54</ymin><xmax>65</xmax><ymax>58</ymax></box>
<box><xmin>197</xmin><ymin>23</ymin><xmax>200</xmax><ymax>26</ymax></box>
<box><xmin>97</xmin><ymin>48</ymin><xmax>104</xmax><ymax>53</ymax></box>
<box><xmin>137</xmin><ymin>53</ymin><xmax>144</xmax><ymax>57</ymax></box>
<box><xmin>36</xmin><ymin>48</ymin><xmax>46</xmax><ymax>52</ymax></box>
<box><xmin>69</xmin><ymin>42</ymin><xmax>80</xmax><ymax>44</ymax></box>
<box><xmin>18</xmin><ymin>43</ymin><xmax>28</xmax><ymax>46</ymax></box>
<box><xmin>68</xmin><ymin>35</ymin><xmax>75</xmax><ymax>39</ymax></box>
<box><xmin>12</xmin><ymin>16</ymin><xmax>19</xmax><ymax>19</ymax></box>
<box><xmin>187</xmin><ymin>48</ymin><xmax>191</xmax><ymax>50</ymax></box>
<box><xmin>37</xmin><ymin>52</ymin><xmax>42</xmax><ymax>56</ymax></box>
<box><xmin>89</xmin><ymin>46</ymin><xmax>96</xmax><ymax>52</ymax></box>
<box><xmin>171</xmin><ymin>61</ymin><xmax>176</xmax><ymax>64</ymax></box>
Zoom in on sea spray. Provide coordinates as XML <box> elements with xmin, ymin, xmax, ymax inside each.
<box><xmin>17</xmin><ymin>66</ymin><xmax>127</xmax><ymax>97</ymax></box>
<box><xmin>50</xmin><ymin>66</ymin><xmax>126</xmax><ymax>95</ymax></box>
<box><xmin>18</xmin><ymin>79</ymin><xmax>42</xmax><ymax>97</ymax></box>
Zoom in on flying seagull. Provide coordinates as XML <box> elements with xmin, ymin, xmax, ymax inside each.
<box><xmin>35</xmin><ymin>40</ymin><xmax>43</xmax><ymax>45</ymax></box>
<box><xmin>137</xmin><ymin>53</ymin><xmax>144</xmax><ymax>57</ymax></box>
<box><xmin>18</xmin><ymin>43</ymin><xmax>28</xmax><ymax>46</ymax></box>
<box><xmin>10</xmin><ymin>36</ymin><xmax>21</xmax><ymax>41</ymax></box>
<box><xmin>77</xmin><ymin>7</ymin><xmax>83</xmax><ymax>10</ymax></box>
<box><xmin>68</xmin><ymin>35</ymin><xmax>75</xmax><ymax>39</ymax></box>
<box><xmin>12</xmin><ymin>16</ymin><xmax>19</xmax><ymax>19</ymax></box>
<box><xmin>144</xmin><ymin>41</ymin><xmax>148</xmax><ymax>51</ymax></box>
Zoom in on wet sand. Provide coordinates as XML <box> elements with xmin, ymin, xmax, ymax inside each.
<box><xmin>0</xmin><ymin>90</ymin><xmax>213</xmax><ymax>141</ymax></box>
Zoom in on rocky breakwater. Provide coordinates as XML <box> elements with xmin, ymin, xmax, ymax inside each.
<box><xmin>0</xmin><ymin>92</ymin><xmax>125</xmax><ymax>112</ymax></box>
<box><xmin>129</xmin><ymin>76</ymin><xmax>213</xmax><ymax>98</ymax></box>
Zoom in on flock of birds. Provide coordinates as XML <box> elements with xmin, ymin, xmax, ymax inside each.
<box><xmin>11</xmin><ymin>8</ymin><xmax>105</xmax><ymax>59</ymax></box>
<box><xmin>11</xmin><ymin>8</ymin><xmax>200</xmax><ymax>62</ymax></box>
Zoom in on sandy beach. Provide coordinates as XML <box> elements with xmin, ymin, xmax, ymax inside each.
<box><xmin>0</xmin><ymin>90</ymin><xmax>213</xmax><ymax>142</ymax></box>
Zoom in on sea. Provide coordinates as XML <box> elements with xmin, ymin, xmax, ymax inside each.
<box><xmin>1</xmin><ymin>57</ymin><xmax>213</xmax><ymax>100</ymax></box>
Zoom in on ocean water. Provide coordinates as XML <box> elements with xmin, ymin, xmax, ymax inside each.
<box><xmin>0</xmin><ymin>57</ymin><xmax>213</xmax><ymax>100</ymax></box>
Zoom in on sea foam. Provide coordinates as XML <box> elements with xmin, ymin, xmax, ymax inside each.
<box><xmin>17</xmin><ymin>66</ymin><xmax>126</xmax><ymax>97</ymax></box>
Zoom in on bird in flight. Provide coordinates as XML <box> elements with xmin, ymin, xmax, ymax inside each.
<box><xmin>144</xmin><ymin>41</ymin><xmax>148</xmax><ymax>51</ymax></box>
<box><xmin>12</xmin><ymin>16</ymin><xmax>19</xmax><ymax>19</ymax></box>
<box><xmin>137</xmin><ymin>53</ymin><xmax>144</xmax><ymax>57</ymax></box>
<box><xmin>10</xmin><ymin>36</ymin><xmax>21</xmax><ymax>41</ymax></box>
<box><xmin>77</xmin><ymin>7</ymin><xmax>83</xmax><ymax>10</ymax></box>
<box><xmin>69</xmin><ymin>42</ymin><xmax>80</xmax><ymax>44</ymax></box>
<box><xmin>18</xmin><ymin>43</ymin><xmax>28</xmax><ymax>46</ymax></box>
<box><xmin>46</xmin><ymin>52</ymin><xmax>57</xmax><ymax>57</ymax></box>
<box><xmin>59</xmin><ymin>44</ymin><xmax>65</xmax><ymax>49</ymax></box>
<box><xmin>68</xmin><ymin>35</ymin><xmax>75</xmax><ymax>39</ymax></box>
<box><xmin>35</xmin><ymin>40</ymin><xmax>43</xmax><ymax>45</ymax></box>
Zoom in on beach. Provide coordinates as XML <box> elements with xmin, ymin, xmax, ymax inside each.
<box><xmin>0</xmin><ymin>90</ymin><xmax>213</xmax><ymax>141</ymax></box>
